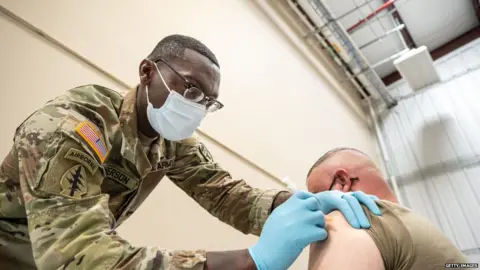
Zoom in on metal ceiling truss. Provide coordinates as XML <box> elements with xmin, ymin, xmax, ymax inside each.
<box><xmin>288</xmin><ymin>0</ymin><xmax>399</xmax><ymax>109</ymax></box>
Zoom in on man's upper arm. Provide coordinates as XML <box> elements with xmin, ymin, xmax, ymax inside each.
<box><xmin>308</xmin><ymin>211</ymin><xmax>385</xmax><ymax>270</ymax></box>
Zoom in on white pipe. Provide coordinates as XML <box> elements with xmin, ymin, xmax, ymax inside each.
<box><xmin>253</xmin><ymin>0</ymin><xmax>369</xmax><ymax>124</ymax></box>
<box><xmin>392</xmin><ymin>16</ymin><xmax>409</xmax><ymax>51</ymax></box>
<box><xmin>371</xmin><ymin>48</ymin><xmax>409</xmax><ymax>69</ymax></box>
<box><xmin>255</xmin><ymin>0</ymin><xmax>403</xmax><ymax>204</ymax></box>
<box><xmin>358</xmin><ymin>24</ymin><xmax>405</xmax><ymax>49</ymax></box>
<box><xmin>367</xmin><ymin>99</ymin><xmax>404</xmax><ymax>205</ymax></box>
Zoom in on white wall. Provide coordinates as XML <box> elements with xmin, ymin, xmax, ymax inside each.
<box><xmin>383</xmin><ymin>38</ymin><xmax>480</xmax><ymax>262</ymax></box>
<box><xmin>0</xmin><ymin>0</ymin><xmax>378</xmax><ymax>186</ymax></box>
<box><xmin>0</xmin><ymin>1</ymin><xmax>378</xmax><ymax>269</ymax></box>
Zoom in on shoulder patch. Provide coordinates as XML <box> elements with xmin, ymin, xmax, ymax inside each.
<box><xmin>75</xmin><ymin>121</ymin><xmax>108</xmax><ymax>163</ymax></box>
<box><xmin>60</xmin><ymin>165</ymin><xmax>88</xmax><ymax>198</ymax></box>
<box><xmin>157</xmin><ymin>157</ymin><xmax>175</xmax><ymax>170</ymax></box>
<box><xmin>199</xmin><ymin>142</ymin><xmax>213</xmax><ymax>162</ymax></box>
<box><xmin>65</xmin><ymin>148</ymin><xmax>99</xmax><ymax>174</ymax></box>
<box><xmin>104</xmin><ymin>164</ymin><xmax>138</xmax><ymax>190</ymax></box>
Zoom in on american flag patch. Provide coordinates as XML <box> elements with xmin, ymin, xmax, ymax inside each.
<box><xmin>75</xmin><ymin>122</ymin><xmax>107</xmax><ymax>163</ymax></box>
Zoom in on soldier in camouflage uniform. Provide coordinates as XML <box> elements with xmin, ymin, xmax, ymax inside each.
<box><xmin>0</xmin><ymin>34</ymin><xmax>379</xmax><ymax>270</ymax></box>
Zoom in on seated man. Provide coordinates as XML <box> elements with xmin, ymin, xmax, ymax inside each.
<box><xmin>306</xmin><ymin>148</ymin><xmax>470</xmax><ymax>270</ymax></box>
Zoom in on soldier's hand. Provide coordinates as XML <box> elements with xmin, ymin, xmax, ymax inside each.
<box><xmin>313</xmin><ymin>190</ymin><xmax>381</xmax><ymax>229</ymax></box>
<box><xmin>248</xmin><ymin>191</ymin><xmax>327</xmax><ymax>270</ymax></box>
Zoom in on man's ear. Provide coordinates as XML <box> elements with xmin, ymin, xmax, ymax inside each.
<box><xmin>333</xmin><ymin>169</ymin><xmax>353</xmax><ymax>192</ymax></box>
<box><xmin>139</xmin><ymin>59</ymin><xmax>154</xmax><ymax>85</ymax></box>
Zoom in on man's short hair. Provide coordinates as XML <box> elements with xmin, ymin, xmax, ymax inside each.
<box><xmin>148</xmin><ymin>34</ymin><xmax>219</xmax><ymax>67</ymax></box>
<box><xmin>306</xmin><ymin>147</ymin><xmax>367</xmax><ymax>177</ymax></box>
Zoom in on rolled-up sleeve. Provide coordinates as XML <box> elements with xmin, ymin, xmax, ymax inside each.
<box><xmin>248</xmin><ymin>189</ymin><xmax>281</xmax><ymax>234</ymax></box>
<box><xmin>166</xmin><ymin>137</ymin><xmax>286</xmax><ymax>236</ymax></box>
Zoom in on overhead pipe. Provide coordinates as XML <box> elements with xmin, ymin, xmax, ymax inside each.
<box><xmin>381</xmin><ymin>0</ymin><xmax>417</xmax><ymax>49</ymax></box>
<box><xmin>2</xmin><ymin>1</ymin><xmax>403</xmax><ymax>202</ymax></box>
<box><xmin>307</xmin><ymin>0</ymin><xmax>398</xmax><ymax>108</ymax></box>
<box><xmin>289</xmin><ymin>0</ymin><xmax>395</xmax><ymax>110</ymax></box>
<box><xmin>347</xmin><ymin>0</ymin><xmax>398</xmax><ymax>33</ymax></box>
<box><xmin>304</xmin><ymin>0</ymin><xmax>378</xmax><ymax>39</ymax></box>
<box><xmin>346</xmin><ymin>0</ymin><xmax>416</xmax><ymax>36</ymax></box>
<box><xmin>252</xmin><ymin>0</ymin><xmax>372</xmax><ymax>123</ymax></box>
<box><xmin>371</xmin><ymin>48</ymin><xmax>410</xmax><ymax>69</ymax></box>
<box><xmin>286</xmin><ymin>0</ymin><xmax>372</xmax><ymax>97</ymax></box>
<box><xmin>358</xmin><ymin>24</ymin><xmax>405</xmax><ymax>49</ymax></box>
<box><xmin>255</xmin><ymin>0</ymin><xmax>403</xmax><ymax>204</ymax></box>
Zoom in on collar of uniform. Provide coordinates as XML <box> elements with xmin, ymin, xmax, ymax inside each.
<box><xmin>118</xmin><ymin>86</ymin><xmax>152</xmax><ymax>178</ymax></box>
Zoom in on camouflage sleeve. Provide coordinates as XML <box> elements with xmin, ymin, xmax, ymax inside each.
<box><xmin>15</xmin><ymin>113</ymin><xmax>206</xmax><ymax>270</ymax></box>
<box><xmin>166</xmin><ymin>136</ymin><xmax>286</xmax><ymax>236</ymax></box>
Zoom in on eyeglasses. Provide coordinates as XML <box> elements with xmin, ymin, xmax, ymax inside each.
<box><xmin>328</xmin><ymin>176</ymin><xmax>359</xmax><ymax>190</ymax></box>
<box><xmin>153</xmin><ymin>58</ymin><xmax>224</xmax><ymax>113</ymax></box>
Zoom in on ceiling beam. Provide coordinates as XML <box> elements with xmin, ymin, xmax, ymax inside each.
<box><xmin>381</xmin><ymin>0</ymin><xmax>417</xmax><ymax>49</ymax></box>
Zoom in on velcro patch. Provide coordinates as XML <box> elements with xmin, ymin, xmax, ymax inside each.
<box><xmin>199</xmin><ymin>143</ymin><xmax>213</xmax><ymax>162</ymax></box>
<box><xmin>104</xmin><ymin>165</ymin><xmax>138</xmax><ymax>190</ymax></box>
<box><xmin>157</xmin><ymin>157</ymin><xmax>175</xmax><ymax>170</ymax></box>
<box><xmin>65</xmin><ymin>148</ymin><xmax>99</xmax><ymax>174</ymax></box>
<box><xmin>60</xmin><ymin>165</ymin><xmax>88</xmax><ymax>199</ymax></box>
<box><xmin>75</xmin><ymin>122</ymin><xmax>108</xmax><ymax>163</ymax></box>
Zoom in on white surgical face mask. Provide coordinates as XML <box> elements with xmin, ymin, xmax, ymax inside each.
<box><xmin>145</xmin><ymin>63</ymin><xmax>206</xmax><ymax>141</ymax></box>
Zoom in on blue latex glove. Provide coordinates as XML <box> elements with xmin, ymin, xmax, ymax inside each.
<box><xmin>248</xmin><ymin>191</ymin><xmax>327</xmax><ymax>270</ymax></box>
<box><xmin>314</xmin><ymin>190</ymin><xmax>381</xmax><ymax>229</ymax></box>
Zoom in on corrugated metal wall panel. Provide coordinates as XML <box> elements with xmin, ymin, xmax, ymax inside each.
<box><xmin>381</xmin><ymin>38</ymin><xmax>480</xmax><ymax>261</ymax></box>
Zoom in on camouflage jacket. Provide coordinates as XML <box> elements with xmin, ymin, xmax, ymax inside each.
<box><xmin>0</xmin><ymin>85</ymin><xmax>283</xmax><ymax>270</ymax></box>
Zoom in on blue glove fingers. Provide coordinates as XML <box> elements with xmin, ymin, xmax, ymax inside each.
<box><xmin>308</xmin><ymin>227</ymin><xmax>328</xmax><ymax>242</ymax></box>
<box><xmin>314</xmin><ymin>228</ymin><xmax>328</xmax><ymax>242</ymax></box>
<box><xmin>305</xmin><ymin>209</ymin><xmax>326</xmax><ymax>227</ymax></box>
<box><xmin>342</xmin><ymin>194</ymin><xmax>370</xmax><ymax>229</ymax></box>
<box><xmin>329</xmin><ymin>196</ymin><xmax>360</xmax><ymax>229</ymax></box>
<box><xmin>295</xmin><ymin>190</ymin><xmax>316</xmax><ymax>200</ymax></box>
<box><xmin>351</xmin><ymin>191</ymin><xmax>382</xmax><ymax>216</ymax></box>
<box><xmin>296</xmin><ymin>220</ymin><xmax>328</xmax><ymax>247</ymax></box>
<box><xmin>304</xmin><ymin>197</ymin><xmax>321</xmax><ymax>211</ymax></box>
<box><xmin>295</xmin><ymin>211</ymin><xmax>327</xmax><ymax>247</ymax></box>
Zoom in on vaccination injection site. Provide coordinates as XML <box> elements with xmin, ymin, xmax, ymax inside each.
<box><xmin>1</xmin><ymin>0</ymin><xmax>480</xmax><ymax>269</ymax></box>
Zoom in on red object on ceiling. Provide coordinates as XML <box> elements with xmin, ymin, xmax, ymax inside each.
<box><xmin>347</xmin><ymin>0</ymin><xmax>397</xmax><ymax>33</ymax></box>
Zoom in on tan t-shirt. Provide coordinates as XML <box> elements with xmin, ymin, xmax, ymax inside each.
<box><xmin>365</xmin><ymin>200</ymin><xmax>468</xmax><ymax>270</ymax></box>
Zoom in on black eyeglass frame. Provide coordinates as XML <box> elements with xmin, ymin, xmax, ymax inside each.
<box><xmin>328</xmin><ymin>176</ymin><xmax>360</xmax><ymax>190</ymax></box>
<box><xmin>152</xmin><ymin>58</ymin><xmax>224</xmax><ymax>112</ymax></box>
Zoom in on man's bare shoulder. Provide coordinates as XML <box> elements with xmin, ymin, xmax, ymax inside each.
<box><xmin>308</xmin><ymin>211</ymin><xmax>385</xmax><ymax>270</ymax></box>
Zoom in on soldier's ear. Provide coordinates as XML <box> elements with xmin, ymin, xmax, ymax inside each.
<box><xmin>139</xmin><ymin>59</ymin><xmax>154</xmax><ymax>85</ymax></box>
